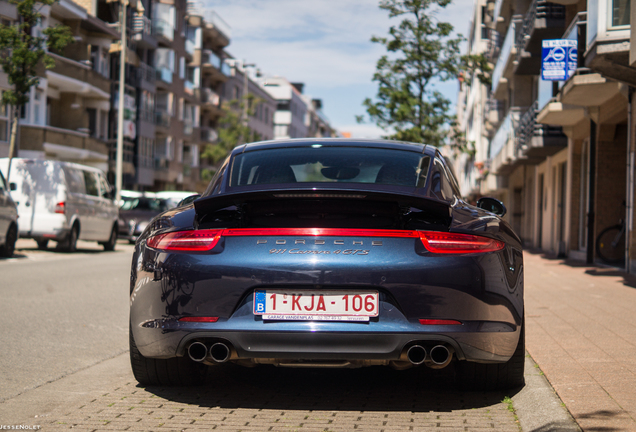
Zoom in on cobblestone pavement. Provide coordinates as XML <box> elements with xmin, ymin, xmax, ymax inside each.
<box><xmin>42</xmin><ymin>364</ymin><xmax>520</xmax><ymax>432</ymax></box>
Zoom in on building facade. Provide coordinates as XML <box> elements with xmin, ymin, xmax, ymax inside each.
<box><xmin>455</xmin><ymin>0</ymin><xmax>636</xmax><ymax>271</ymax></box>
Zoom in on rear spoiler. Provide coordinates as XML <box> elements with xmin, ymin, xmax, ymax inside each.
<box><xmin>193</xmin><ymin>188</ymin><xmax>452</xmax><ymax>223</ymax></box>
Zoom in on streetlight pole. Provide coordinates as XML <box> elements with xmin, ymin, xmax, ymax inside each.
<box><xmin>115</xmin><ymin>0</ymin><xmax>128</xmax><ymax>203</ymax></box>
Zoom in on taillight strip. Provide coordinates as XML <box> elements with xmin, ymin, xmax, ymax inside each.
<box><xmin>146</xmin><ymin>228</ymin><xmax>505</xmax><ymax>254</ymax></box>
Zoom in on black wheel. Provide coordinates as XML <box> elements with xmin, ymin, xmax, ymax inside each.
<box><xmin>36</xmin><ymin>239</ymin><xmax>49</xmax><ymax>250</ymax></box>
<box><xmin>129</xmin><ymin>324</ymin><xmax>207</xmax><ymax>386</ymax></box>
<box><xmin>456</xmin><ymin>319</ymin><xmax>525</xmax><ymax>391</ymax></box>
<box><xmin>103</xmin><ymin>225</ymin><xmax>117</xmax><ymax>251</ymax></box>
<box><xmin>596</xmin><ymin>225</ymin><xmax>624</xmax><ymax>264</ymax></box>
<box><xmin>59</xmin><ymin>224</ymin><xmax>79</xmax><ymax>252</ymax></box>
<box><xmin>0</xmin><ymin>224</ymin><xmax>17</xmax><ymax>257</ymax></box>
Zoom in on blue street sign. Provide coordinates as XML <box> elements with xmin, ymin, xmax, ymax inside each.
<box><xmin>541</xmin><ymin>39</ymin><xmax>577</xmax><ymax>81</ymax></box>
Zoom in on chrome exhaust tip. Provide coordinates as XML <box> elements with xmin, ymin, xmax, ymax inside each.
<box><xmin>187</xmin><ymin>342</ymin><xmax>208</xmax><ymax>362</ymax></box>
<box><xmin>406</xmin><ymin>345</ymin><xmax>427</xmax><ymax>365</ymax></box>
<box><xmin>209</xmin><ymin>342</ymin><xmax>231</xmax><ymax>363</ymax></box>
<box><xmin>427</xmin><ymin>345</ymin><xmax>452</xmax><ymax>369</ymax></box>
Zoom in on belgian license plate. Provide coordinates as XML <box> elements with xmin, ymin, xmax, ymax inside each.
<box><xmin>253</xmin><ymin>290</ymin><xmax>379</xmax><ymax>321</ymax></box>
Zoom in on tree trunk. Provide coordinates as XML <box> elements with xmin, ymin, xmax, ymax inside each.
<box><xmin>5</xmin><ymin>106</ymin><xmax>19</xmax><ymax>185</ymax></box>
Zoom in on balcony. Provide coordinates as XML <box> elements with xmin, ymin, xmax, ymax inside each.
<box><xmin>156</xmin><ymin>66</ymin><xmax>173</xmax><ymax>84</ymax></box>
<box><xmin>184</xmin><ymin>80</ymin><xmax>195</xmax><ymax>95</ymax></box>
<box><xmin>514</xmin><ymin>0</ymin><xmax>566</xmax><ymax>75</ymax></box>
<box><xmin>487</xmin><ymin>29</ymin><xmax>503</xmax><ymax>62</ymax></box>
<box><xmin>133</xmin><ymin>15</ymin><xmax>157</xmax><ymax>49</ymax></box>
<box><xmin>485</xmin><ymin>98</ymin><xmax>506</xmax><ymax>132</ymax></box>
<box><xmin>200</xmin><ymin>50</ymin><xmax>228</xmax><ymax>82</ymax></box>
<box><xmin>47</xmin><ymin>53</ymin><xmax>111</xmax><ymax>96</ymax></box>
<box><xmin>185</xmin><ymin>39</ymin><xmax>195</xmax><ymax>57</ymax></box>
<box><xmin>491</xmin><ymin>19</ymin><xmax>519</xmax><ymax>99</ymax></box>
<box><xmin>155</xmin><ymin>110</ymin><xmax>171</xmax><ymax>128</ymax></box>
<box><xmin>111</xmin><ymin>60</ymin><xmax>138</xmax><ymax>88</ymax></box>
<box><xmin>19</xmin><ymin>125</ymin><xmax>109</xmax><ymax>163</ymax></box>
<box><xmin>202</xmin><ymin>10</ymin><xmax>231</xmax><ymax>48</ymax></box>
<box><xmin>490</xmin><ymin>109</ymin><xmax>522</xmax><ymax>175</ymax></box>
<box><xmin>184</xmin><ymin>118</ymin><xmax>193</xmax><ymax>136</ymax></box>
<box><xmin>200</xmin><ymin>126</ymin><xmax>218</xmax><ymax>142</ymax></box>
<box><xmin>585</xmin><ymin>0</ymin><xmax>633</xmax><ymax>84</ymax></box>
<box><xmin>137</xmin><ymin>62</ymin><xmax>156</xmax><ymax>85</ymax></box>
<box><xmin>153</xmin><ymin>19</ymin><xmax>174</xmax><ymax>42</ymax></box>
<box><xmin>515</xmin><ymin>102</ymin><xmax>567</xmax><ymax>160</ymax></box>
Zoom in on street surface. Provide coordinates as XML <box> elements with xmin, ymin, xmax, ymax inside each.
<box><xmin>0</xmin><ymin>240</ymin><xmax>578</xmax><ymax>431</ymax></box>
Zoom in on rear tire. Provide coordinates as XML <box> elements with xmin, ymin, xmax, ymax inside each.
<box><xmin>456</xmin><ymin>319</ymin><xmax>525</xmax><ymax>391</ymax></box>
<box><xmin>129</xmin><ymin>324</ymin><xmax>207</xmax><ymax>386</ymax></box>
<box><xmin>59</xmin><ymin>224</ymin><xmax>79</xmax><ymax>253</ymax></box>
<box><xmin>103</xmin><ymin>225</ymin><xmax>117</xmax><ymax>251</ymax></box>
<box><xmin>0</xmin><ymin>225</ymin><xmax>17</xmax><ymax>257</ymax></box>
<box><xmin>36</xmin><ymin>239</ymin><xmax>49</xmax><ymax>250</ymax></box>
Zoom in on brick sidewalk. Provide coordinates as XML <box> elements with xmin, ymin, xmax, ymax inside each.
<box><xmin>41</xmin><ymin>365</ymin><xmax>520</xmax><ymax>431</ymax></box>
<box><xmin>524</xmin><ymin>251</ymin><xmax>636</xmax><ymax>431</ymax></box>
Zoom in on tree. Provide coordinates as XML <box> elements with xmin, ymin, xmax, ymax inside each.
<box><xmin>0</xmin><ymin>0</ymin><xmax>73</xmax><ymax>182</ymax></box>
<box><xmin>200</xmin><ymin>95</ymin><xmax>262</xmax><ymax>181</ymax></box>
<box><xmin>359</xmin><ymin>0</ymin><xmax>490</xmax><ymax>147</ymax></box>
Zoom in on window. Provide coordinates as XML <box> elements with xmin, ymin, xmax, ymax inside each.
<box><xmin>610</xmin><ymin>0</ymin><xmax>630</xmax><ymax>27</ymax></box>
<box><xmin>229</xmin><ymin>147</ymin><xmax>428</xmax><ymax>188</ymax></box>
<box><xmin>98</xmin><ymin>175</ymin><xmax>112</xmax><ymax>199</ymax></box>
<box><xmin>64</xmin><ymin>168</ymin><xmax>86</xmax><ymax>194</ymax></box>
<box><xmin>179</xmin><ymin>56</ymin><xmax>185</xmax><ymax>79</ymax></box>
<box><xmin>83</xmin><ymin>171</ymin><xmax>99</xmax><ymax>196</ymax></box>
<box><xmin>33</xmin><ymin>89</ymin><xmax>43</xmax><ymax>125</ymax></box>
<box><xmin>87</xmin><ymin>108</ymin><xmax>97</xmax><ymax>137</ymax></box>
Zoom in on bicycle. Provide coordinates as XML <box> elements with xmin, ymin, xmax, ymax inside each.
<box><xmin>596</xmin><ymin>218</ymin><xmax>626</xmax><ymax>264</ymax></box>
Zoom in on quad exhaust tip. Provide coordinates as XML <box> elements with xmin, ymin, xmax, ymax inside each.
<box><xmin>427</xmin><ymin>345</ymin><xmax>452</xmax><ymax>369</ymax></box>
<box><xmin>210</xmin><ymin>342</ymin><xmax>230</xmax><ymax>363</ymax></box>
<box><xmin>187</xmin><ymin>342</ymin><xmax>208</xmax><ymax>362</ymax></box>
<box><xmin>406</xmin><ymin>345</ymin><xmax>427</xmax><ymax>365</ymax></box>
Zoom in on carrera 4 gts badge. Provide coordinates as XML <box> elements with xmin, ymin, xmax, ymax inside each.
<box><xmin>269</xmin><ymin>248</ymin><xmax>370</xmax><ymax>255</ymax></box>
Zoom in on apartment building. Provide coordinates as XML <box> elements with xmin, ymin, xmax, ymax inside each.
<box><xmin>455</xmin><ymin>0</ymin><xmax>636</xmax><ymax>271</ymax></box>
<box><xmin>0</xmin><ymin>0</ymin><xmax>232</xmax><ymax>193</ymax></box>
<box><xmin>223</xmin><ymin>65</ymin><xmax>276</xmax><ymax>142</ymax></box>
<box><xmin>260</xmin><ymin>77</ymin><xmax>308</xmax><ymax>140</ymax></box>
<box><xmin>0</xmin><ymin>0</ymin><xmax>119</xmax><ymax>174</ymax></box>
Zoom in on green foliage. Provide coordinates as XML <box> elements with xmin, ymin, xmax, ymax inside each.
<box><xmin>0</xmin><ymin>0</ymin><xmax>73</xmax><ymax>107</ymax></box>
<box><xmin>361</xmin><ymin>0</ymin><xmax>490</xmax><ymax>147</ymax></box>
<box><xmin>201</xmin><ymin>94</ymin><xmax>262</xmax><ymax>165</ymax></box>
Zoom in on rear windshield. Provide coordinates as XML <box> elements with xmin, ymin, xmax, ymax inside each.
<box><xmin>229</xmin><ymin>147</ymin><xmax>430</xmax><ymax>188</ymax></box>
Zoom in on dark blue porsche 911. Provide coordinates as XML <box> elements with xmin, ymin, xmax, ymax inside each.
<box><xmin>129</xmin><ymin>139</ymin><xmax>524</xmax><ymax>390</ymax></box>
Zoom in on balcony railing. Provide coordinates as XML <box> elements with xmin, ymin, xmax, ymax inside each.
<box><xmin>487</xmin><ymin>29</ymin><xmax>503</xmax><ymax>61</ymax></box>
<box><xmin>490</xmin><ymin>109</ymin><xmax>517</xmax><ymax>160</ymax></box>
<box><xmin>200</xmin><ymin>127</ymin><xmax>218</xmax><ymax>142</ymax></box>
<box><xmin>186</xmin><ymin>1</ymin><xmax>202</xmax><ymax>17</ymax></box>
<box><xmin>155</xmin><ymin>110</ymin><xmax>171</xmax><ymax>128</ymax></box>
<box><xmin>491</xmin><ymin>19</ymin><xmax>518</xmax><ymax>94</ymax></box>
<box><xmin>201</xmin><ymin>49</ymin><xmax>222</xmax><ymax>68</ymax></box>
<box><xmin>133</xmin><ymin>15</ymin><xmax>152</xmax><ymax>37</ymax></box>
<box><xmin>515</xmin><ymin>101</ymin><xmax>566</xmax><ymax>153</ymax></box>
<box><xmin>203</xmin><ymin>10</ymin><xmax>231</xmax><ymax>40</ymax></box>
<box><xmin>156</xmin><ymin>66</ymin><xmax>173</xmax><ymax>84</ymax></box>
<box><xmin>184</xmin><ymin>118</ymin><xmax>193</xmax><ymax>136</ymax></box>
<box><xmin>185</xmin><ymin>39</ymin><xmax>195</xmax><ymax>56</ymax></box>
<box><xmin>199</xmin><ymin>87</ymin><xmax>220</xmax><ymax>106</ymax></box>
<box><xmin>221</xmin><ymin>62</ymin><xmax>231</xmax><ymax>76</ymax></box>
<box><xmin>152</xmin><ymin>19</ymin><xmax>174</xmax><ymax>41</ymax></box>
<box><xmin>184</xmin><ymin>80</ymin><xmax>195</xmax><ymax>94</ymax></box>
<box><xmin>515</xmin><ymin>0</ymin><xmax>566</xmax><ymax>54</ymax></box>
<box><xmin>137</xmin><ymin>61</ymin><xmax>156</xmax><ymax>84</ymax></box>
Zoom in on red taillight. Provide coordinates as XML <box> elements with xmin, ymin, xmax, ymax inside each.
<box><xmin>419</xmin><ymin>319</ymin><xmax>462</xmax><ymax>325</ymax></box>
<box><xmin>55</xmin><ymin>202</ymin><xmax>65</xmax><ymax>214</ymax></box>
<box><xmin>178</xmin><ymin>316</ymin><xmax>219</xmax><ymax>322</ymax></box>
<box><xmin>146</xmin><ymin>229</ymin><xmax>222</xmax><ymax>251</ymax></box>
<box><xmin>146</xmin><ymin>228</ymin><xmax>503</xmax><ymax>254</ymax></box>
<box><xmin>419</xmin><ymin>231</ymin><xmax>504</xmax><ymax>254</ymax></box>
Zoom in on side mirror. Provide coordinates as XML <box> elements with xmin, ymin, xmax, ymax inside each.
<box><xmin>9</xmin><ymin>183</ymin><xmax>16</xmax><ymax>191</ymax></box>
<box><xmin>476</xmin><ymin>197</ymin><xmax>507</xmax><ymax>217</ymax></box>
<box><xmin>177</xmin><ymin>194</ymin><xmax>201</xmax><ymax>207</ymax></box>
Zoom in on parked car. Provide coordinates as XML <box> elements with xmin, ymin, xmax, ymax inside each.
<box><xmin>0</xmin><ymin>167</ymin><xmax>18</xmax><ymax>257</ymax></box>
<box><xmin>155</xmin><ymin>190</ymin><xmax>198</xmax><ymax>208</ymax></box>
<box><xmin>118</xmin><ymin>195</ymin><xmax>170</xmax><ymax>243</ymax></box>
<box><xmin>129</xmin><ymin>139</ymin><xmax>524</xmax><ymax>390</ymax></box>
<box><xmin>0</xmin><ymin>158</ymin><xmax>119</xmax><ymax>252</ymax></box>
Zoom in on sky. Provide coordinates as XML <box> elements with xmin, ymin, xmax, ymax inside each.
<box><xmin>203</xmin><ymin>0</ymin><xmax>475</xmax><ymax>138</ymax></box>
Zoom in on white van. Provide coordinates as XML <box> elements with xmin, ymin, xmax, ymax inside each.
<box><xmin>0</xmin><ymin>158</ymin><xmax>119</xmax><ymax>252</ymax></box>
